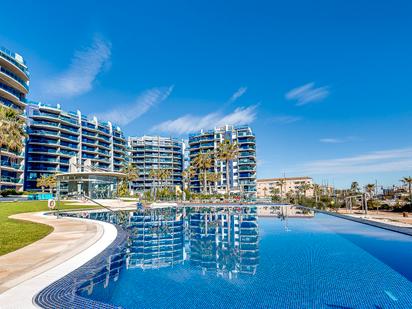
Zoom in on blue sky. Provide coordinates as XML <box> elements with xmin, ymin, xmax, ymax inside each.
<box><xmin>2</xmin><ymin>0</ymin><xmax>412</xmax><ymax>188</ymax></box>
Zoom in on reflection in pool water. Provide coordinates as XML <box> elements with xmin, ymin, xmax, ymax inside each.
<box><xmin>61</xmin><ymin>206</ymin><xmax>412</xmax><ymax>309</ymax></box>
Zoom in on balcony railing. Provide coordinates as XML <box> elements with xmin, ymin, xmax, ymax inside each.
<box><xmin>0</xmin><ymin>65</ymin><xmax>29</xmax><ymax>91</ymax></box>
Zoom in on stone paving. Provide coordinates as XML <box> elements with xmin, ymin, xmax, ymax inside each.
<box><xmin>0</xmin><ymin>212</ymin><xmax>103</xmax><ymax>294</ymax></box>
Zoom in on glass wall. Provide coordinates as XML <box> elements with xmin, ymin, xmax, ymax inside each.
<box><xmin>59</xmin><ymin>174</ymin><xmax>119</xmax><ymax>199</ymax></box>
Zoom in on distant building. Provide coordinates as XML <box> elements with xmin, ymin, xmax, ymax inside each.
<box><xmin>257</xmin><ymin>177</ymin><xmax>314</xmax><ymax>198</ymax></box>
<box><xmin>128</xmin><ymin>136</ymin><xmax>184</xmax><ymax>193</ymax></box>
<box><xmin>0</xmin><ymin>47</ymin><xmax>30</xmax><ymax>191</ymax></box>
<box><xmin>188</xmin><ymin>125</ymin><xmax>256</xmax><ymax>198</ymax></box>
<box><xmin>24</xmin><ymin>103</ymin><xmax>127</xmax><ymax>191</ymax></box>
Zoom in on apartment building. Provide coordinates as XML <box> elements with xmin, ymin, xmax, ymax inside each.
<box><xmin>128</xmin><ymin>136</ymin><xmax>184</xmax><ymax>192</ymax></box>
<box><xmin>188</xmin><ymin>125</ymin><xmax>256</xmax><ymax>198</ymax></box>
<box><xmin>0</xmin><ymin>47</ymin><xmax>30</xmax><ymax>191</ymax></box>
<box><xmin>257</xmin><ymin>176</ymin><xmax>314</xmax><ymax>198</ymax></box>
<box><xmin>24</xmin><ymin>103</ymin><xmax>127</xmax><ymax>191</ymax></box>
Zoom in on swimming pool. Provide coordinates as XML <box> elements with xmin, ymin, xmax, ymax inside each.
<box><xmin>36</xmin><ymin>206</ymin><xmax>412</xmax><ymax>308</ymax></box>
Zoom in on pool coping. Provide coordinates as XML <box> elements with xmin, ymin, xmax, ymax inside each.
<box><xmin>0</xmin><ymin>214</ymin><xmax>118</xmax><ymax>309</ymax></box>
<box><xmin>313</xmin><ymin>209</ymin><xmax>412</xmax><ymax>237</ymax></box>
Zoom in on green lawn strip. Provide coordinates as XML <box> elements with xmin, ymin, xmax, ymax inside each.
<box><xmin>0</xmin><ymin>200</ymin><xmax>100</xmax><ymax>256</ymax></box>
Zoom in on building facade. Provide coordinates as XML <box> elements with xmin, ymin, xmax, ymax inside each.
<box><xmin>128</xmin><ymin>136</ymin><xmax>184</xmax><ymax>192</ymax></box>
<box><xmin>0</xmin><ymin>47</ymin><xmax>30</xmax><ymax>191</ymax></box>
<box><xmin>188</xmin><ymin>125</ymin><xmax>256</xmax><ymax>198</ymax></box>
<box><xmin>188</xmin><ymin>206</ymin><xmax>259</xmax><ymax>277</ymax></box>
<box><xmin>257</xmin><ymin>176</ymin><xmax>314</xmax><ymax>198</ymax></box>
<box><xmin>24</xmin><ymin>103</ymin><xmax>126</xmax><ymax>191</ymax></box>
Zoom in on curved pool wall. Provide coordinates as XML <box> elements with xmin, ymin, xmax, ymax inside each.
<box><xmin>35</xmin><ymin>206</ymin><xmax>412</xmax><ymax>309</ymax></box>
<box><xmin>34</xmin><ymin>224</ymin><xmax>128</xmax><ymax>309</ymax></box>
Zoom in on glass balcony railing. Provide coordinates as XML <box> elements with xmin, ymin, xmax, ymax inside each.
<box><xmin>0</xmin><ymin>65</ymin><xmax>29</xmax><ymax>91</ymax></box>
<box><xmin>0</xmin><ymin>47</ymin><xmax>29</xmax><ymax>75</ymax></box>
<box><xmin>28</xmin><ymin>148</ymin><xmax>58</xmax><ymax>154</ymax></box>
<box><xmin>1</xmin><ymin>161</ymin><xmax>22</xmax><ymax>169</ymax></box>
<box><xmin>0</xmin><ymin>96</ymin><xmax>24</xmax><ymax>113</ymax></box>
<box><xmin>0</xmin><ymin>81</ymin><xmax>24</xmax><ymax>101</ymax></box>
<box><xmin>32</xmin><ymin>120</ymin><xmax>59</xmax><ymax>127</ymax></box>
<box><xmin>0</xmin><ymin>176</ymin><xmax>23</xmax><ymax>184</ymax></box>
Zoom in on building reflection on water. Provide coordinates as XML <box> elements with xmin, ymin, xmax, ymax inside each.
<box><xmin>75</xmin><ymin>206</ymin><xmax>260</xmax><ymax>297</ymax></box>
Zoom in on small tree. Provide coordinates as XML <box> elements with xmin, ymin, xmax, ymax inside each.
<box><xmin>46</xmin><ymin>175</ymin><xmax>57</xmax><ymax>193</ymax></box>
<box><xmin>401</xmin><ymin>176</ymin><xmax>412</xmax><ymax>203</ymax></box>
<box><xmin>36</xmin><ymin>175</ymin><xmax>49</xmax><ymax>193</ymax></box>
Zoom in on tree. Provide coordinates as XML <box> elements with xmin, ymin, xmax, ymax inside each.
<box><xmin>121</xmin><ymin>163</ymin><xmax>139</xmax><ymax>194</ymax></box>
<box><xmin>300</xmin><ymin>183</ymin><xmax>312</xmax><ymax>198</ymax></box>
<box><xmin>192</xmin><ymin>152</ymin><xmax>213</xmax><ymax>194</ymax></box>
<box><xmin>207</xmin><ymin>172</ymin><xmax>222</xmax><ymax>194</ymax></box>
<box><xmin>401</xmin><ymin>176</ymin><xmax>412</xmax><ymax>203</ymax></box>
<box><xmin>46</xmin><ymin>175</ymin><xmax>57</xmax><ymax>193</ymax></box>
<box><xmin>183</xmin><ymin>166</ymin><xmax>196</xmax><ymax>191</ymax></box>
<box><xmin>0</xmin><ymin>106</ymin><xmax>26</xmax><ymax>188</ymax></box>
<box><xmin>159</xmin><ymin>168</ymin><xmax>172</xmax><ymax>189</ymax></box>
<box><xmin>276</xmin><ymin>179</ymin><xmax>286</xmax><ymax>202</ymax></box>
<box><xmin>350</xmin><ymin>181</ymin><xmax>359</xmax><ymax>193</ymax></box>
<box><xmin>365</xmin><ymin>183</ymin><xmax>375</xmax><ymax>196</ymax></box>
<box><xmin>215</xmin><ymin>140</ymin><xmax>239</xmax><ymax>194</ymax></box>
<box><xmin>36</xmin><ymin>174</ymin><xmax>49</xmax><ymax>193</ymax></box>
<box><xmin>312</xmin><ymin>184</ymin><xmax>322</xmax><ymax>207</ymax></box>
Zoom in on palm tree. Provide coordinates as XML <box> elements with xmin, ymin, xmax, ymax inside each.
<box><xmin>36</xmin><ymin>174</ymin><xmax>49</xmax><ymax>193</ymax></box>
<box><xmin>121</xmin><ymin>163</ymin><xmax>139</xmax><ymax>194</ymax></box>
<box><xmin>312</xmin><ymin>184</ymin><xmax>322</xmax><ymax>207</ymax></box>
<box><xmin>159</xmin><ymin>168</ymin><xmax>172</xmax><ymax>189</ymax></box>
<box><xmin>276</xmin><ymin>179</ymin><xmax>286</xmax><ymax>202</ymax></box>
<box><xmin>183</xmin><ymin>166</ymin><xmax>196</xmax><ymax>191</ymax></box>
<box><xmin>350</xmin><ymin>181</ymin><xmax>359</xmax><ymax>193</ymax></box>
<box><xmin>300</xmin><ymin>183</ymin><xmax>312</xmax><ymax>198</ymax></box>
<box><xmin>401</xmin><ymin>176</ymin><xmax>412</xmax><ymax>203</ymax></box>
<box><xmin>207</xmin><ymin>172</ymin><xmax>222</xmax><ymax>194</ymax></box>
<box><xmin>365</xmin><ymin>183</ymin><xmax>375</xmax><ymax>196</ymax></box>
<box><xmin>0</xmin><ymin>106</ymin><xmax>26</xmax><ymax>188</ymax></box>
<box><xmin>215</xmin><ymin>140</ymin><xmax>239</xmax><ymax>194</ymax></box>
<box><xmin>149</xmin><ymin>168</ymin><xmax>161</xmax><ymax>198</ymax></box>
<box><xmin>192</xmin><ymin>152</ymin><xmax>213</xmax><ymax>194</ymax></box>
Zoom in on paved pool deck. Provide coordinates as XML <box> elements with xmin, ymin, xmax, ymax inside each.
<box><xmin>0</xmin><ymin>212</ymin><xmax>117</xmax><ymax>308</ymax></box>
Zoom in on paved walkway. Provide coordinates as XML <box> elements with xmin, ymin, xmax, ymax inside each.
<box><xmin>0</xmin><ymin>212</ymin><xmax>103</xmax><ymax>294</ymax></box>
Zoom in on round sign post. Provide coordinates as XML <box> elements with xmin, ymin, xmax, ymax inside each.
<box><xmin>48</xmin><ymin>199</ymin><xmax>57</xmax><ymax>218</ymax></box>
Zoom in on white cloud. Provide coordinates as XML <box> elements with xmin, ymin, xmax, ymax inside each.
<box><xmin>269</xmin><ymin>115</ymin><xmax>302</xmax><ymax>124</ymax></box>
<box><xmin>43</xmin><ymin>36</ymin><xmax>111</xmax><ymax>98</ymax></box>
<box><xmin>228</xmin><ymin>87</ymin><xmax>247</xmax><ymax>103</ymax></box>
<box><xmin>285</xmin><ymin>82</ymin><xmax>329</xmax><ymax>106</ymax></box>
<box><xmin>296</xmin><ymin>147</ymin><xmax>412</xmax><ymax>175</ymax></box>
<box><xmin>151</xmin><ymin>105</ymin><xmax>257</xmax><ymax>135</ymax></box>
<box><xmin>95</xmin><ymin>86</ymin><xmax>173</xmax><ymax>126</ymax></box>
<box><xmin>319</xmin><ymin>136</ymin><xmax>360</xmax><ymax>144</ymax></box>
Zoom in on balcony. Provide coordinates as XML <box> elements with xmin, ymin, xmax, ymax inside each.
<box><xmin>0</xmin><ymin>81</ymin><xmax>25</xmax><ymax>105</ymax></box>
<box><xmin>0</xmin><ymin>96</ymin><xmax>25</xmax><ymax>113</ymax></box>
<box><xmin>0</xmin><ymin>65</ymin><xmax>29</xmax><ymax>92</ymax></box>
<box><xmin>1</xmin><ymin>160</ymin><xmax>23</xmax><ymax>170</ymax></box>
<box><xmin>1</xmin><ymin>176</ymin><xmax>23</xmax><ymax>184</ymax></box>
<box><xmin>0</xmin><ymin>47</ymin><xmax>29</xmax><ymax>79</ymax></box>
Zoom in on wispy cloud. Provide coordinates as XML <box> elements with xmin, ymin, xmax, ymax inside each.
<box><xmin>43</xmin><ymin>36</ymin><xmax>111</xmax><ymax>98</ymax></box>
<box><xmin>319</xmin><ymin>136</ymin><xmax>360</xmax><ymax>144</ymax></box>
<box><xmin>95</xmin><ymin>86</ymin><xmax>173</xmax><ymax>126</ymax></box>
<box><xmin>286</xmin><ymin>82</ymin><xmax>329</xmax><ymax>106</ymax></box>
<box><xmin>269</xmin><ymin>115</ymin><xmax>302</xmax><ymax>124</ymax></box>
<box><xmin>228</xmin><ymin>87</ymin><xmax>247</xmax><ymax>104</ymax></box>
<box><xmin>151</xmin><ymin>105</ymin><xmax>257</xmax><ymax>135</ymax></box>
<box><xmin>296</xmin><ymin>147</ymin><xmax>412</xmax><ymax>175</ymax></box>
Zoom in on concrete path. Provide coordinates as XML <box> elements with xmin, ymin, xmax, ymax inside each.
<box><xmin>0</xmin><ymin>212</ymin><xmax>117</xmax><ymax>308</ymax></box>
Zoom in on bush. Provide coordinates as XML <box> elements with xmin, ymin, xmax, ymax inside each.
<box><xmin>0</xmin><ymin>189</ymin><xmax>19</xmax><ymax>197</ymax></box>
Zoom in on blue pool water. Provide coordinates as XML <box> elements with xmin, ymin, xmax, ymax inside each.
<box><xmin>71</xmin><ymin>206</ymin><xmax>412</xmax><ymax>308</ymax></box>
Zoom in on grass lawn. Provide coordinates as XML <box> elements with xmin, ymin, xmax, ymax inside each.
<box><xmin>0</xmin><ymin>200</ymin><xmax>99</xmax><ymax>256</ymax></box>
